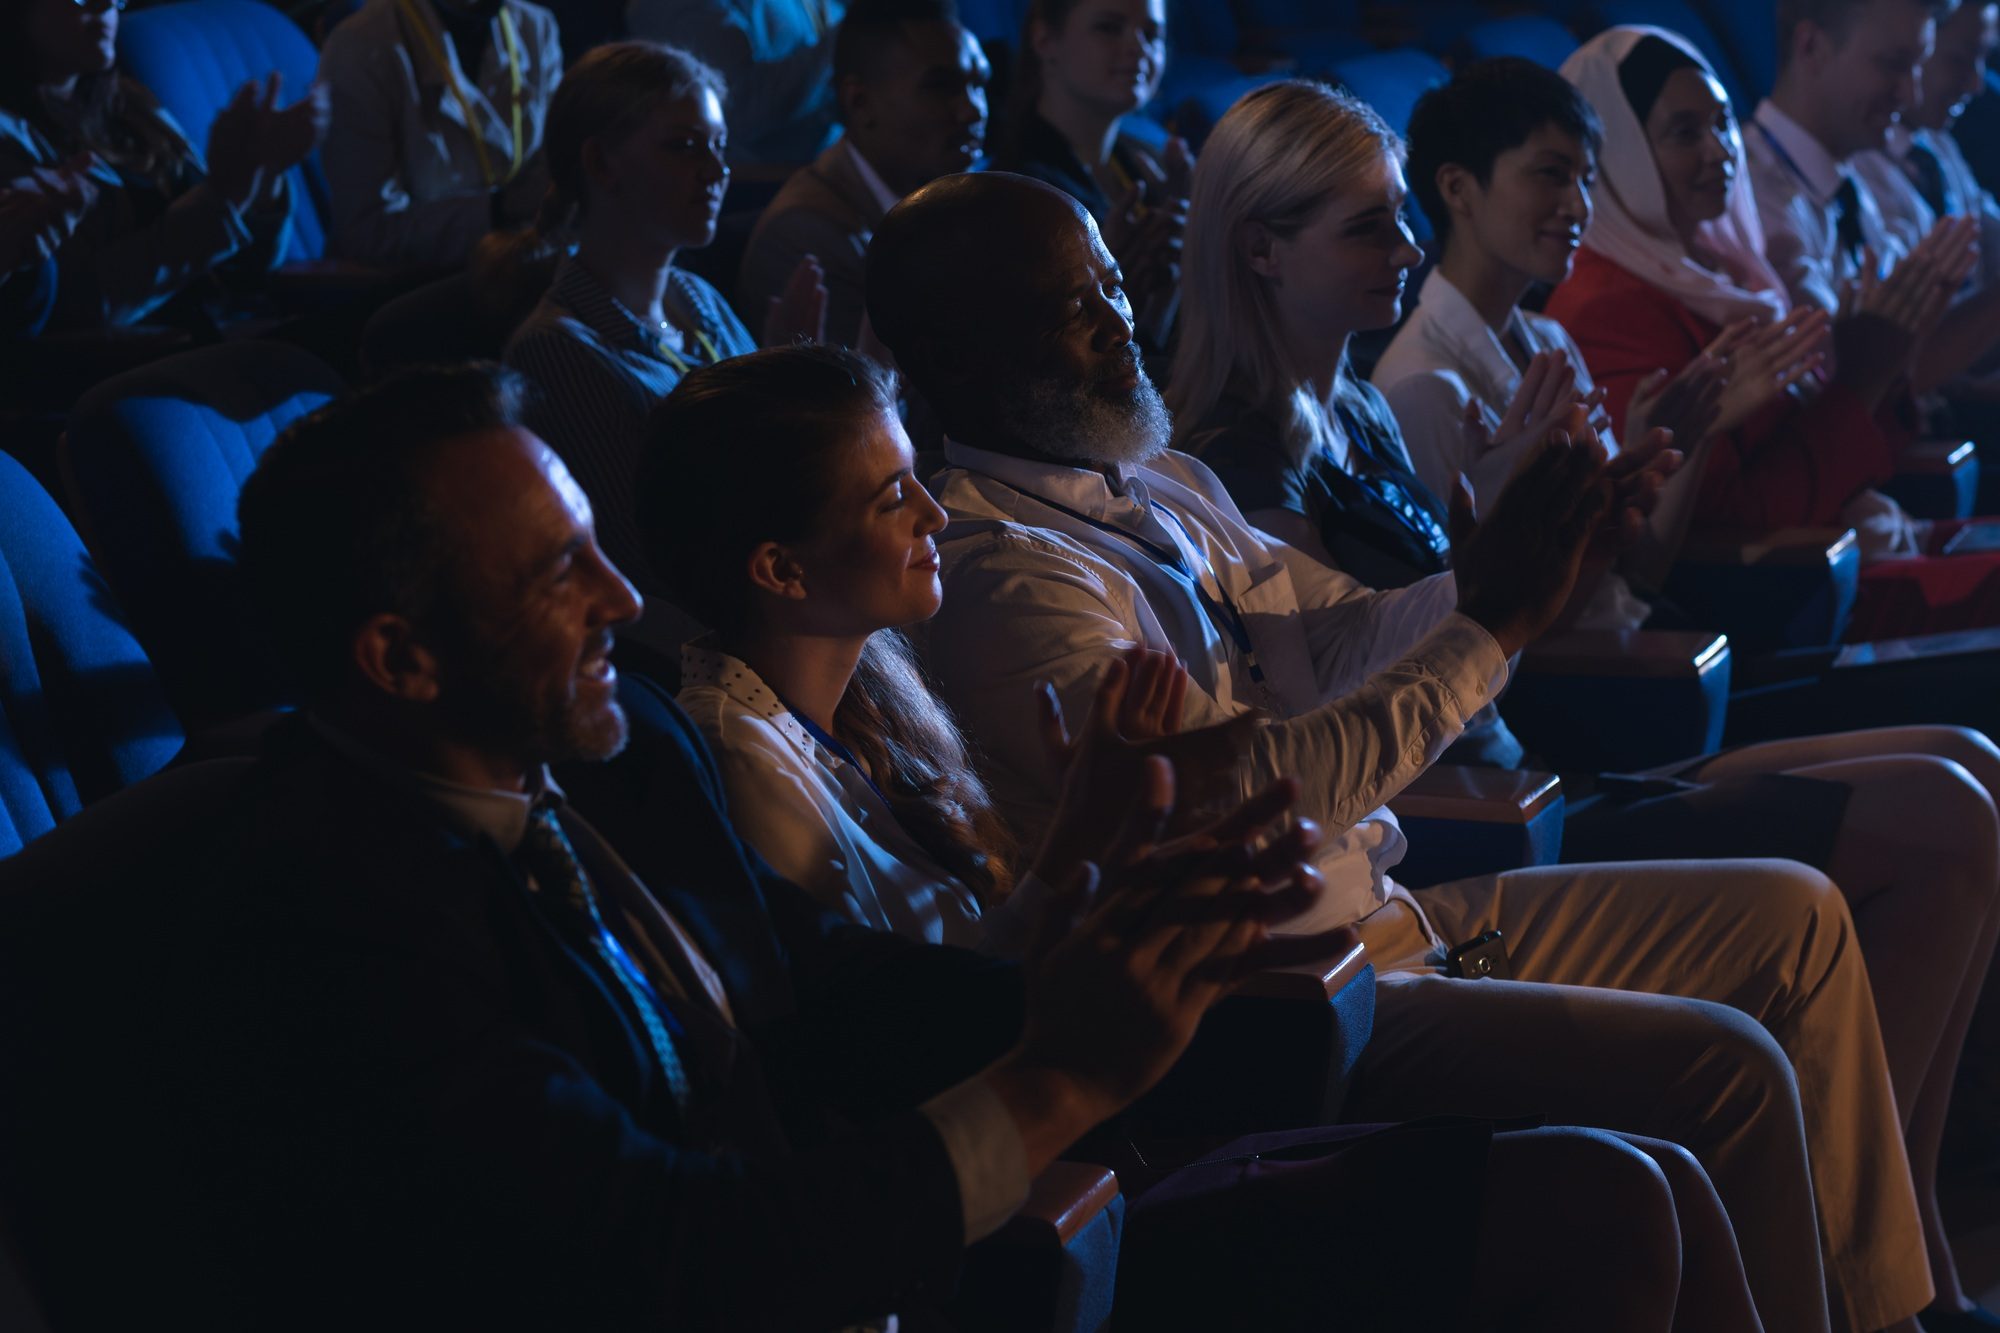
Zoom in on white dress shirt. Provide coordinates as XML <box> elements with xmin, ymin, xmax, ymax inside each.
<box><xmin>1747</xmin><ymin>98</ymin><xmax>1903</xmax><ymax>313</ymax></box>
<box><xmin>317</xmin><ymin>0</ymin><xmax>561</xmax><ymax>267</ymax></box>
<box><xmin>1371</xmin><ymin>269</ymin><xmax>1651</xmax><ymax>630</ymax></box>
<box><xmin>921</xmin><ymin>441</ymin><xmax>1509</xmax><ymax>937</ymax></box>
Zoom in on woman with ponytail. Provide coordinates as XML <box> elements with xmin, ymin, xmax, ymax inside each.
<box><xmin>495</xmin><ymin>41</ymin><xmax>827</xmax><ymax>615</ymax></box>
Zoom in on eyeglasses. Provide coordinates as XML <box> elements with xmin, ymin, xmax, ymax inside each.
<box><xmin>65</xmin><ymin>0</ymin><xmax>131</xmax><ymax>11</ymax></box>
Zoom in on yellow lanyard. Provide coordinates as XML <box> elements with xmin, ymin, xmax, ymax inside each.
<box><xmin>396</xmin><ymin>0</ymin><xmax>526</xmax><ymax>189</ymax></box>
<box><xmin>652</xmin><ymin>328</ymin><xmax>722</xmax><ymax>374</ymax></box>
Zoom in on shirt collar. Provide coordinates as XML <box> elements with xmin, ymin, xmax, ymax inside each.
<box><xmin>678</xmin><ymin>636</ymin><xmax>819</xmax><ymax>764</ymax></box>
<box><xmin>941</xmin><ymin>438</ymin><xmax>1153</xmax><ymax>524</ymax></box>
<box><xmin>551</xmin><ymin>254</ymin><xmax>702</xmax><ymax>359</ymax></box>
<box><xmin>844</xmin><ymin>139</ymin><xmax>903</xmax><ymax>215</ymax></box>
<box><xmin>1413</xmin><ymin>268</ymin><xmax>1537</xmax><ymax>385</ymax></box>
<box><xmin>1754</xmin><ymin>98</ymin><xmax>1847</xmax><ymax>204</ymax></box>
<box><xmin>310</xmin><ymin>714</ymin><xmax>557</xmax><ymax>855</ymax></box>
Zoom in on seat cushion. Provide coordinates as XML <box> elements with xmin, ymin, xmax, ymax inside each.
<box><xmin>65</xmin><ymin>341</ymin><xmax>343</xmax><ymax>724</ymax></box>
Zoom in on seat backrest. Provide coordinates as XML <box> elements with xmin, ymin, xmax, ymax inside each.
<box><xmin>64</xmin><ymin>341</ymin><xmax>343</xmax><ymax>726</ymax></box>
<box><xmin>116</xmin><ymin>0</ymin><xmax>329</xmax><ymax>263</ymax></box>
<box><xmin>1459</xmin><ymin>15</ymin><xmax>1581</xmax><ymax>68</ymax></box>
<box><xmin>1694</xmin><ymin>0</ymin><xmax>1776</xmax><ymax>107</ymax></box>
<box><xmin>1587</xmin><ymin>0</ymin><xmax>1751</xmax><ymax>109</ymax></box>
<box><xmin>0</xmin><ymin>454</ymin><xmax>182</xmax><ymax>855</ymax></box>
<box><xmin>359</xmin><ymin>270</ymin><xmax>525</xmax><ymax>381</ymax></box>
<box><xmin>1328</xmin><ymin>49</ymin><xmax>1450</xmax><ymax>239</ymax></box>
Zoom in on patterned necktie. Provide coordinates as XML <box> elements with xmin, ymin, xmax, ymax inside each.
<box><xmin>1833</xmin><ymin>175</ymin><xmax>1867</xmax><ymax>266</ymax></box>
<box><xmin>1905</xmin><ymin>140</ymin><xmax>1953</xmax><ymax>218</ymax></box>
<box><xmin>520</xmin><ymin>803</ymin><xmax>693</xmax><ymax>1113</ymax></box>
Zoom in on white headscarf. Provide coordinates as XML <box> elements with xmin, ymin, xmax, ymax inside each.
<box><xmin>1561</xmin><ymin>25</ymin><xmax>1792</xmax><ymax>327</ymax></box>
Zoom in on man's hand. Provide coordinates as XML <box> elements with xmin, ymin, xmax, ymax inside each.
<box><xmin>1835</xmin><ymin>219</ymin><xmax>1980</xmax><ymax>407</ymax></box>
<box><xmin>763</xmin><ymin>252</ymin><xmax>828</xmax><ymax>347</ymax></box>
<box><xmin>1452</xmin><ymin>423</ymin><xmax>1612</xmax><ymax>657</ymax></box>
<box><xmin>989</xmin><ymin>762</ymin><xmax>1352</xmax><ymax>1166</ymax></box>
<box><xmin>1029</xmin><ymin>647</ymin><xmax>1261</xmax><ymax>883</ymax></box>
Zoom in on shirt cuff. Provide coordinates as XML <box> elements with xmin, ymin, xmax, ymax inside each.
<box><xmin>1415</xmin><ymin>611</ymin><xmax>1511</xmax><ymax>715</ymax></box>
<box><xmin>919</xmin><ymin>1075</ymin><xmax>1033</xmax><ymax>1244</ymax></box>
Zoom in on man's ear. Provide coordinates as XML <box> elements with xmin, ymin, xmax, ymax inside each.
<box><xmin>747</xmin><ymin>541</ymin><xmax>810</xmax><ymax>602</ymax></box>
<box><xmin>1240</xmin><ymin>218</ymin><xmax>1282</xmax><ymax>280</ymax></box>
<box><xmin>1435</xmin><ymin>162</ymin><xmax>1479</xmax><ymax>226</ymax></box>
<box><xmin>351</xmin><ymin>614</ymin><xmax>444</xmax><ymax>703</ymax></box>
<box><xmin>1791</xmin><ymin>17</ymin><xmax>1830</xmax><ymax>72</ymax></box>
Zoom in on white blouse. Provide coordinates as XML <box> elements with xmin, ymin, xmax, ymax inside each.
<box><xmin>678</xmin><ymin>639</ymin><xmax>1047</xmax><ymax>955</ymax></box>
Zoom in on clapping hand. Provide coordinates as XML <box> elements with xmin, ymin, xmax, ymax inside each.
<box><xmin>1460</xmin><ymin>349</ymin><xmax>1589</xmax><ymax>465</ymax></box>
<box><xmin>0</xmin><ymin>157</ymin><xmax>98</xmax><ymax>272</ymax></box>
<box><xmin>1706</xmin><ymin>309</ymin><xmax>1831</xmax><ymax>436</ymax></box>
<box><xmin>763</xmin><ymin>252</ymin><xmax>828</xmax><ymax>347</ymax></box>
<box><xmin>1834</xmin><ymin>217</ymin><xmax>1980</xmax><ymax>405</ymax></box>
<box><xmin>1029</xmin><ymin>646</ymin><xmax>1262</xmax><ymax>885</ymax></box>
<box><xmin>206</xmin><ymin>73</ymin><xmax>330</xmax><ymax>211</ymax></box>
<box><xmin>1626</xmin><ymin>345</ymin><xmax>1728</xmax><ymax>452</ymax></box>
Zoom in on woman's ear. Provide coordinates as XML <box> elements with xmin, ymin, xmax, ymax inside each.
<box><xmin>1240</xmin><ymin>218</ymin><xmax>1282</xmax><ymax>280</ymax></box>
<box><xmin>350</xmin><ymin>614</ymin><xmax>443</xmax><ymax>703</ymax></box>
<box><xmin>746</xmin><ymin>541</ymin><xmax>810</xmax><ymax>602</ymax></box>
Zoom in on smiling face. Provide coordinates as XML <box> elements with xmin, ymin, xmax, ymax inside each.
<box><xmin>1252</xmin><ymin>149</ymin><xmax>1426</xmax><ymax>345</ymax></box>
<box><xmin>1796</xmin><ymin>0</ymin><xmax>1935</xmax><ymax>156</ymax></box>
<box><xmin>423</xmin><ymin>428</ymin><xmax>641</xmax><ymax>768</ymax></box>
<box><xmin>1915</xmin><ymin>0</ymin><xmax>1997</xmax><ymax>129</ymax></box>
<box><xmin>843</xmin><ymin>21</ymin><xmax>990</xmax><ymax>195</ymax></box>
<box><xmin>25</xmin><ymin>0</ymin><xmax>119</xmax><ymax>85</ymax></box>
<box><xmin>1645</xmin><ymin>66</ymin><xmax>1740</xmax><ymax>236</ymax></box>
<box><xmin>777</xmin><ymin>409</ymin><xmax>950</xmax><ymax>634</ymax></box>
<box><xmin>1444</xmin><ymin>123</ymin><xmax>1596</xmax><ymax>289</ymax></box>
<box><xmin>588</xmin><ymin>87</ymin><xmax>730</xmax><ymax>249</ymax></box>
<box><xmin>1034</xmin><ymin>0</ymin><xmax>1168</xmax><ymax>118</ymax></box>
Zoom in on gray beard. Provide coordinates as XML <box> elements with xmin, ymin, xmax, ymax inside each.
<box><xmin>998</xmin><ymin>370</ymin><xmax>1173</xmax><ymax>468</ymax></box>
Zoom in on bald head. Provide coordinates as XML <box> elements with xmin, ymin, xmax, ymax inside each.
<box><xmin>863</xmin><ymin>170</ymin><xmax>1170</xmax><ymax>465</ymax></box>
<box><xmin>866</xmin><ymin>171</ymin><xmax>1096</xmax><ymax>356</ymax></box>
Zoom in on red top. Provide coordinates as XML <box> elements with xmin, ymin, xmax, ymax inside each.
<box><xmin>1544</xmin><ymin>245</ymin><xmax>1901</xmax><ymax>534</ymax></box>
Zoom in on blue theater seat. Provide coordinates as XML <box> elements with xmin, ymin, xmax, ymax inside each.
<box><xmin>1584</xmin><ymin>0</ymin><xmax>1750</xmax><ymax>109</ymax></box>
<box><xmin>0</xmin><ymin>454</ymin><xmax>183</xmax><ymax>859</ymax></box>
<box><xmin>1455</xmin><ymin>15</ymin><xmax>1582</xmax><ymax>69</ymax></box>
<box><xmin>117</xmin><ymin>0</ymin><xmax>330</xmax><ymax>265</ymax></box>
<box><xmin>63</xmin><ymin>341</ymin><xmax>343</xmax><ymax>726</ymax></box>
<box><xmin>1325</xmin><ymin>48</ymin><xmax>1450</xmax><ymax>239</ymax></box>
<box><xmin>1693</xmin><ymin>0</ymin><xmax>1777</xmax><ymax>105</ymax></box>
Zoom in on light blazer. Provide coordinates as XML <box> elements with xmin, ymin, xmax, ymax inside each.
<box><xmin>737</xmin><ymin>137</ymin><xmax>888</xmax><ymax>348</ymax></box>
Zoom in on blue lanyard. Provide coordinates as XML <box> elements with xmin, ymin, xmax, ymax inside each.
<box><xmin>1752</xmin><ymin>117</ymin><xmax>1823</xmax><ymax>200</ymax></box>
<box><xmin>777</xmin><ymin>695</ymin><xmax>894</xmax><ymax>805</ymax></box>
<box><xmin>1016</xmin><ymin>488</ymin><xmax>1267</xmax><ymax>684</ymax></box>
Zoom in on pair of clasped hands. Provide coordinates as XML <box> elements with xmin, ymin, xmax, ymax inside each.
<box><xmin>990</xmin><ymin>401</ymin><xmax>1673</xmax><ymax>1141</ymax></box>
<box><xmin>0</xmin><ymin>73</ymin><xmax>329</xmax><ymax>277</ymax></box>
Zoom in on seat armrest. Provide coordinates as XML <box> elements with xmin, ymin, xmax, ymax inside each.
<box><xmin>955</xmin><ymin>1164</ymin><xmax>1124</xmax><ymax>1333</ymax></box>
<box><xmin>1884</xmin><ymin>439</ymin><xmax>1978</xmax><ymax>520</ymax></box>
<box><xmin>1234</xmin><ymin>934</ymin><xmax>1370</xmax><ymax>1002</ymax></box>
<box><xmin>1505</xmin><ymin>630</ymin><xmax>1730</xmax><ymax>771</ymax></box>
<box><xmin>1390</xmin><ymin>767</ymin><xmax>1564</xmax><ymax>889</ymax></box>
<box><xmin>1667</xmin><ymin>527</ymin><xmax>1859</xmax><ymax>652</ymax></box>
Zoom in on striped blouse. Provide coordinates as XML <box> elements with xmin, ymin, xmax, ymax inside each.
<box><xmin>504</xmin><ymin>254</ymin><xmax>756</xmax><ymax>607</ymax></box>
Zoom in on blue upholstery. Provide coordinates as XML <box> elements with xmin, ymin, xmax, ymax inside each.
<box><xmin>1395</xmin><ymin>802</ymin><xmax>1566</xmax><ymax>889</ymax></box>
<box><xmin>1669</xmin><ymin>536</ymin><xmax>1860</xmax><ymax>652</ymax></box>
<box><xmin>65</xmin><ymin>341</ymin><xmax>343</xmax><ymax>725</ymax></box>
<box><xmin>960</xmin><ymin>0</ymin><xmax>1028</xmax><ymax>43</ymax></box>
<box><xmin>1586</xmin><ymin>0</ymin><xmax>1750</xmax><ymax>109</ymax></box>
<box><xmin>1328</xmin><ymin>48</ymin><xmax>1451</xmax><ymax>137</ymax></box>
<box><xmin>117</xmin><ymin>0</ymin><xmax>329</xmax><ymax>264</ymax></box>
<box><xmin>1152</xmin><ymin>64</ymin><xmax>1288</xmax><ymax>146</ymax></box>
<box><xmin>1457</xmin><ymin>15</ymin><xmax>1582</xmax><ymax>68</ymax></box>
<box><xmin>1694</xmin><ymin>0</ymin><xmax>1777</xmax><ymax>106</ymax></box>
<box><xmin>1167</xmin><ymin>0</ymin><xmax>1240</xmax><ymax>60</ymax></box>
<box><xmin>0</xmin><ymin>454</ymin><xmax>182</xmax><ymax>859</ymax></box>
<box><xmin>954</xmin><ymin>1174</ymin><xmax>1125</xmax><ymax>1333</ymax></box>
<box><xmin>1505</xmin><ymin>642</ymin><xmax>1734</xmax><ymax>772</ymax></box>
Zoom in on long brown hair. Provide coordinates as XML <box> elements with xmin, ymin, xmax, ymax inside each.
<box><xmin>636</xmin><ymin>344</ymin><xmax>1017</xmax><ymax>905</ymax></box>
<box><xmin>474</xmin><ymin>41</ymin><xmax>727</xmax><ymax>313</ymax></box>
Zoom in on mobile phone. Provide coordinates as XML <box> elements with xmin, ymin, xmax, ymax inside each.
<box><xmin>1444</xmin><ymin>930</ymin><xmax>1511</xmax><ymax>981</ymax></box>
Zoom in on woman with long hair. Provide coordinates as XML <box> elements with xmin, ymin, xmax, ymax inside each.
<box><xmin>491</xmin><ymin>41</ymin><xmax>825</xmax><ymax>627</ymax></box>
<box><xmin>633</xmin><ymin>339</ymin><xmax>1775</xmax><ymax>1332</ymax></box>
<box><xmin>0</xmin><ymin>0</ymin><xmax>324</xmax><ymax>333</ymax></box>
<box><xmin>1170</xmin><ymin>74</ymin><xmax>2000</xmax><ymax>1332</ymax></box>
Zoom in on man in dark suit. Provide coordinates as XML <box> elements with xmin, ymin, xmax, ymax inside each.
<box><xmin>0</xmin><ymin>362</ymin><xmax>1357</xmax><ymax>1330</ymax></box>
<box><xmin>738</xmin><ymin>0</ymin><xmax>990</xmax><ymax>346</ymax></box>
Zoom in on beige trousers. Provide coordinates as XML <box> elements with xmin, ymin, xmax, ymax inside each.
<box><xmin>1344</xmin><ymin>858</ymin><xmax>1927</xmax><ymax>1333</ymax></box>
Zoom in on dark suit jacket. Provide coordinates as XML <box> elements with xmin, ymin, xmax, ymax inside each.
<box><xmin>0</xmin><ymin>680</ymin><xmax>1023</xmax><ymax>1330</ymax></box>
<box><xmin>737</xmin><ymin>136</ymin><xmax>888</xmax><ymax>349</ymax></box>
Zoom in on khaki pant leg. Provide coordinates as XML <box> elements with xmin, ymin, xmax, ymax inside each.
<box><xmin>1349</xmin><ymin>856</ymin><xmax>1928</xmax><ymax>1333</ymax></box>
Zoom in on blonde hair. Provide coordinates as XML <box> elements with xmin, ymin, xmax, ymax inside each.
<box><xmin>1167</xmin><ymin>80</ymin><xmax>1404</xmax><ymax>466</ymax></box>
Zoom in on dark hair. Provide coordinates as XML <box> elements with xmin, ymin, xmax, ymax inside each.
<box><xmin>0</xmin><ymin>8</ymin><xmax>186</xmax><ymax>188</ymax></box>
<box><xmin>833</xmin><ymin>0</ymin><xmax>961</xmax><ymax>91</ymax></box>
<box><xmin>1777</xmin><ymin>0</ymin><xmax>1949</xmax><ymax>69</ymax></box>
<box><xmin>991</xmin><ymin>0</ymin><xmax>1093</xmax><ymax>166</ymax></box>
<box><xmin>637</xmin><ymin>343</ymin><xmax>1017</xmax><ymax>905</ymax></box>
<box><xmin>237</xmin><ymin>363</ymin><xmax>532</xmax><ymax>697</ymax></box>
<box><xmin>1618</xmin><ymin>34</ymin><xmax>1703</xmax><ymax>123</ymax></box>
<box><xmin>475</xmin><ymin>41</ymin><xmax>726</xmax><ymax>311</ymax></box>
<box><xmin>1406</xmin><ymin>57</ymin><xmax>1605</xmax><ymax>247</ymax></box>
